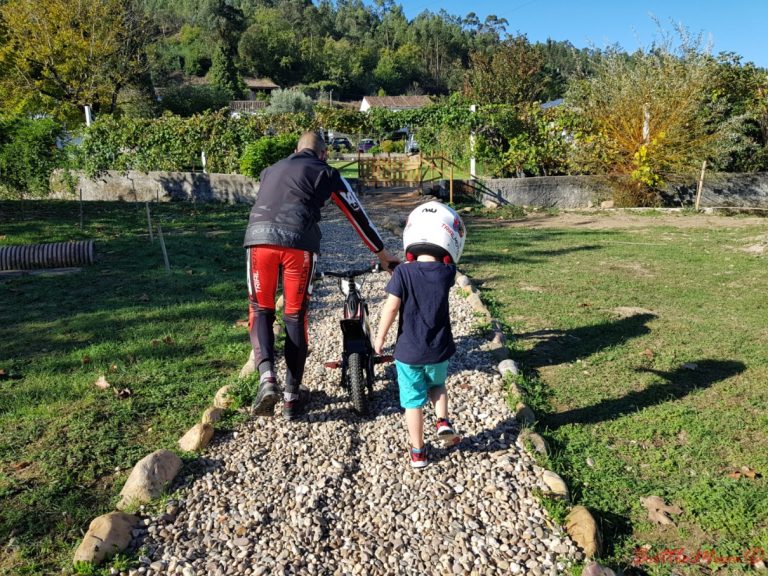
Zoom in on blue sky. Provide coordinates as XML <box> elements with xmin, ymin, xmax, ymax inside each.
<box><xmin>396</xmin><ymin>0</ymin><xmax>767</xmax><ymax>68</ymax></box>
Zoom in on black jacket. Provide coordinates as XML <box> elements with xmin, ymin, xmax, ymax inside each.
<box><xmin>243</xmin><ymin>149</ymin><xmax>384</xmax><ymax>254</ymax></box>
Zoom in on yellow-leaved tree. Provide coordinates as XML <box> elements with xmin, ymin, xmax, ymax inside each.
<box><xmin>0</xmin><ymin>0</ymin><xmax>152</xmax><ymax>121</ymax></box>
<box><xmin>566</xmin><ymin>28</ymin><xmax>721</xmax><ymax>205</ymax></box>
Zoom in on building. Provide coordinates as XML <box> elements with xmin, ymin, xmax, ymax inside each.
<box><xmin>242</xmin><ymin>78</ymin><xmax>280</xmax><ymax>99</ymax></box>
<box><xmin>230</xmin><ymin>78</ymin><xmax>280</xmax><ymax>116</ymax></box>
<box><xmin>359</xmin><ymin>95</ymin><xmax>432</xmax><ymax>113</ymax></box>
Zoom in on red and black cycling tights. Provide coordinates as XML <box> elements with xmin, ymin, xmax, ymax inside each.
<box><xmin>247</xmin><ymin>245</ymin><xmax>317</xmax><ymax>396</ymax></box>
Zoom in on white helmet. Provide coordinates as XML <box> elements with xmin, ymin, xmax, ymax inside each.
<box><xmin>403</xmin><ymin>201</ymin><xmax>466</xmax><ymax>264</ymax></box>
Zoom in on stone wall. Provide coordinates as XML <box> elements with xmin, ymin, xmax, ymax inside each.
<box><xmin>473</xmin><ymin>175</ymin><xmax>614</xmax><ymax>209</ymax></box>
<box><xmin>461</xmin><ymin>173</ymin><xmax>768</xmax><ymax>209</ymax></box>
<box><xmin>50</xmin><ymin>170</ymin><xmax>768</xmax><ymax>209</ymax></box>
<box><xmin>670</xmin><ymin>172</ymin><xmax>768</xmax><ymax>208</ymax></box>
<box><xmin>50</xmin><ymin>170</ymin><xmax>260</xmax><ymax>204</ymax></box>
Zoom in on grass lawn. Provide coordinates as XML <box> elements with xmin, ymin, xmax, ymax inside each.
<box><xmin>459</xmin><ymin>206</ymin><xmax>768</xmax><ymax>575</ymax></box>
<box><xmin>2</xmin><ymin>199</ymin><xmax>766</xmax><ymax>575</ymax></box>
<box><xmin>0</xmin><ymin>201</ymin><xmax>256</xmax><ymax>574</ymax></box>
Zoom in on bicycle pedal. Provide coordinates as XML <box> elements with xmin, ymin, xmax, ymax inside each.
<box><xmin>374</xmin><ymin>354</ymin><xmax>394</xmax><ymax>364</ymax></box>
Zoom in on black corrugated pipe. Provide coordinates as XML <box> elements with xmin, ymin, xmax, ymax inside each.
<box><xmin>0</xmin><ymin>240</ymin><xmax>94</xmax><ymax>270</ymax></box>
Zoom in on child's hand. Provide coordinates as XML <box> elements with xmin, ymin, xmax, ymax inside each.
<box><xmin>373</xmin><ymin>336</ymin><xmax>384</xmax><ymax>355</ymax></box>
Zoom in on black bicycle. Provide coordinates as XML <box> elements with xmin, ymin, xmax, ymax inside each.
<box><xmin>319</xmin><ymin>262</ymin><xmax>393</xmax><ymax>414</ymax></box>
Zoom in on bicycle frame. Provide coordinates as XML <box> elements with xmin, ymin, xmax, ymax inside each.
<box><xmin>321</xmin><ymin>263</ymin><xmax>393</xmax><ymax>414</ymax></box>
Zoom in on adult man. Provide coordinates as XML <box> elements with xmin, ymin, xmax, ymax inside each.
<box><xmin>245</xmin><ymin>131</ymin><xmax>399</xmax><ymax>420</ymax></box>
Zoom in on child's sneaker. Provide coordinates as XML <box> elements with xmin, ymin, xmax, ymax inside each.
<box><xmin>410</xmin><ymin>446</ymin><xmax>429</xmax><ymax>469</ymax></box>
<box><xmin>436</xmin><ymin>418</ymin><xmax>460</xmax><ymax>445</ymax></box>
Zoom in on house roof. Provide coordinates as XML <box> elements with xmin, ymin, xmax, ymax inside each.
<box><xmin>362</xmin><ymin>95</ymin><xmax>432</xmax><ymax>110</ymax></box>
<box><xmin>541</xmin><ymin>98</ymin><xmax>564</xmax><ymax>110</ymax></box>
<box><xmin>243</xmin><ymin>78</ymin><xmax>280</xmax><ymax>90</ymax></box>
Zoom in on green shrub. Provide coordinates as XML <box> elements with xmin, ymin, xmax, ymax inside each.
<box><xmin>379</xmin><ymin>139</ymin><xmax>396</xmax><ymax>154</ymax></box>
<box><xmin>266</xmin><ymin>89</ymin><xmax>314</xmax><ymax>116</ymax></box>
<box><xmin>0</xmin><ymin>115</ymin><xmax>63</xmax><ymax>199</ymax></box>
<box><xmin>240</xmin><ymin>134</ymin><xmax>299</xmax><ymax>177</ymax></box>
<box><xmin>159</xmin><ymin>84</ymin><xmax>232</xmax><ymax>117</ymax></box>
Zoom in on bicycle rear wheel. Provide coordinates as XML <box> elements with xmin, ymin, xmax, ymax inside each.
<box><xmin>348</xmin><ymin>352</ymin><xmax>367</xmax><ymax>414</ymax></box>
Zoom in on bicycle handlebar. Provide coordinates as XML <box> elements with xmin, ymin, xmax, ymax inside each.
<box><xmin>315</xmin><ymin>261</ymin><xmax>398</xmax><ymax>281</ymax></box>
<box><xmin>322</xmin><ymin>264</ymin><xmax>380</xmax><ymax>279</ymax></box>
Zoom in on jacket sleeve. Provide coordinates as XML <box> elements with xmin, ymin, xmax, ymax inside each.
<box><xmin>330</xmin><ymin>176</ymin><xmax>385</xmax><ymax>253</ymax></box>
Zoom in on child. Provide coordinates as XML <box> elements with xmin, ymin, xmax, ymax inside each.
<box><xmin>374</xmin><ymin>201</ymin><xmax>466</xmax><ymax>469</ymax></box>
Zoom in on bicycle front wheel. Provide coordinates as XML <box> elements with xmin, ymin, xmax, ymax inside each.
<box><xmin>348</xmin><ymin>352</ymin><xmax>367</xmax><ymax>415</ymax></box>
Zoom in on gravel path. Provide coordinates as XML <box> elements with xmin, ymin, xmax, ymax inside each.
<box><xmin>132</xmin><ymin>196</ymin><xmax>582</xmax><ymax>576</ymax></box>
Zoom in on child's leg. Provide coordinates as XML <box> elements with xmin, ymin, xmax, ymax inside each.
<box><xmin>395</xmin><ymin>361</ymin><xmax>429</xmax><ymax>449</ymax></box>
<box><xmin>425</xmin><ymin>361</ymin><xmax>459</xmax><ymax>444</ymax></box>
<box><xmin>425</xmin><ymin>361</ymin><xmax>450</xmax><ymax>420</ymax></box>
<box><xmin>404</xmin><ymin>408</ymin><xmax>425</xmax><ymax>448</ymax></box>
<box><xmin>428</xmin><ymin>385</ymin><xmax>448</xmax><ymax>420</ymax></box>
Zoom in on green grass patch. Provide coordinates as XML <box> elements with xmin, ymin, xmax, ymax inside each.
<box><xmin>460</xmin><ymin>206</ymin><xmax>768</xmax><ymax>573</ymax></box>
<box><xmin>0</xmin><ymin>201</ymin><xmax>256</xmax><ymax>574</ymax></box>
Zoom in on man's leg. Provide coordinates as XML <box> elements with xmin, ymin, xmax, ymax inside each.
<box><xmin>247</xmin><ymin>246</ymin><xmax>281</xmax><ymax>415</ymax></box>
<box><xmin>279</xmin><ymin>249</ymin><xmax>316</xmax><ymax>402</ymax></box>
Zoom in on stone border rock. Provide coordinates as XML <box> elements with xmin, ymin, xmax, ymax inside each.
<box><xmin>74</xmin><ymin>385</ymin><xmax>238</xmax><ymax>566</ymax></box>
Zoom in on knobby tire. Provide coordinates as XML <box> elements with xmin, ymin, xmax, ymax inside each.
<box><xmin>348</xmin><ymin>352</ymin><xmax>367</xmax><ymax>415</ymax></box>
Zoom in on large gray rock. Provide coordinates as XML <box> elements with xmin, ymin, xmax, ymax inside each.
<box><xmin>73</xmin><ymin>512</ymin><xmax>138</xmax><ymax>566</ymax></box>
<box><xmin>582</xmin><ymin>561</ymin><xmax>616</xmax><ymax>576</ymax></box>
<box><xmin>498</xmin><ymin>359</ymin><xmax>520</xmax><ymax>377</ymax></box>
<box><xmin>520</xmin><ymin>429</ymin><xmax>549</xmax><ymax>456</ymax></box>
<box><xmin>117</xmin><ymin>449</ymin><xmax>182</xmax><ymax>510</ymax></box>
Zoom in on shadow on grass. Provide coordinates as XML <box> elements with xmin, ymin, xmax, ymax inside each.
<box><xmin>519</xmin><ymin>313</ymin><xmax>657</xmax><ymax>369</ymax></box>
<box><xmin>467</xmin><ymin>216</ymin><xmax>611</xmax><ymax>265</ymax></box>
<box><xmin>545</xmin><ymin>359</ymin><xmax>746</xmax><ymax>429</ymax></box>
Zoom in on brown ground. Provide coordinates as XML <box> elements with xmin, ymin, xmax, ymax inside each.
<box><xmin>486</xmin><ymin>210</ymin><xmax>768</xmax><ymax>230</ymax></box>
<box><xmin>364</xmin><ymin>190</ymin><xmax>768</xmax><ymax>231</ymax></box>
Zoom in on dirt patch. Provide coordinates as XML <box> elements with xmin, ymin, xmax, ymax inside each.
<box><xmin>613</xmin><ymin>306</ymin><xmax>657</xmax><ymax>318</ymax></box>
<box><xmin>472</xmin><ymin>210</ymin><xmax>767</xmax><ymax>230</ymax></box>
<box><xmin>600</xmin><ymin>261</ymin><xmax>654</xmax><ymax>278</ymax></box>
<box><xmin>741</xmin><ymin>235</ymin><xmax>768</xmax><ymax>255</ymax></box>
<box><xmin>365</xmin><ymin>192</ymin><xmax>767</xmax><ymax>231</ymax></box>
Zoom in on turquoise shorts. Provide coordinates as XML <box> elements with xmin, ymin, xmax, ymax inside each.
<box><xmin>395</xmin><ymin>360</ymin><xmax>449</xmax><ymax>409</ymax></box>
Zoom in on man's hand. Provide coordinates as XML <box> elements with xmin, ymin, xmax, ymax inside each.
<box><xmin>376</xmin><ymin>249</ymin><xmax>400</xmax><ymax>273</ymax></box>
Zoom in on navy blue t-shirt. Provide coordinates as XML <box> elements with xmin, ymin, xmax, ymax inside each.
<box><xmin>385</xmin><ymin>261</ymin><xmax>456</xmax><ymax>365</ymax></box>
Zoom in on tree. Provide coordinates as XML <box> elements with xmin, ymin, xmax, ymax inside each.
<box><xmin>238</xmin><ymin>7</ymin><xmax>300</xmax><ymax>84</ymax></box>
<box><xmin>0</xmin><ymin>0</ymin><xmax>153</xmax><ymax>121</ymax></box>
<box><xmin>0</xmin><ymin>116</ymin><xmax>63</xmax><ymax>200</ymax></box>
<box><xmin>409</xmin><ymin>10</ymin><xmax>467</xmax><ymax>93</ymax></box>
<box><xmin>704</xmin><ymin>53</ymin><xmax>768</xmax><ymax>171</ymax></box>
<box><xmin>374</xmin><ymin>44</ymin><xmax>421</xmax><ymax>95</ymax></box>
<box><xmin>209</xmin><ymin>43</ymin><xmax>244</xmax><ymax>99</ymax></box>
<box><xmin>463</xmin><ymin>34</ymin><xmax>545</xmax><ymax>106</ymax></box>
<box><xmin>566</xmin><ymin>30</ymin><xmax>724</xmax><ymax>204</ymax></box>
